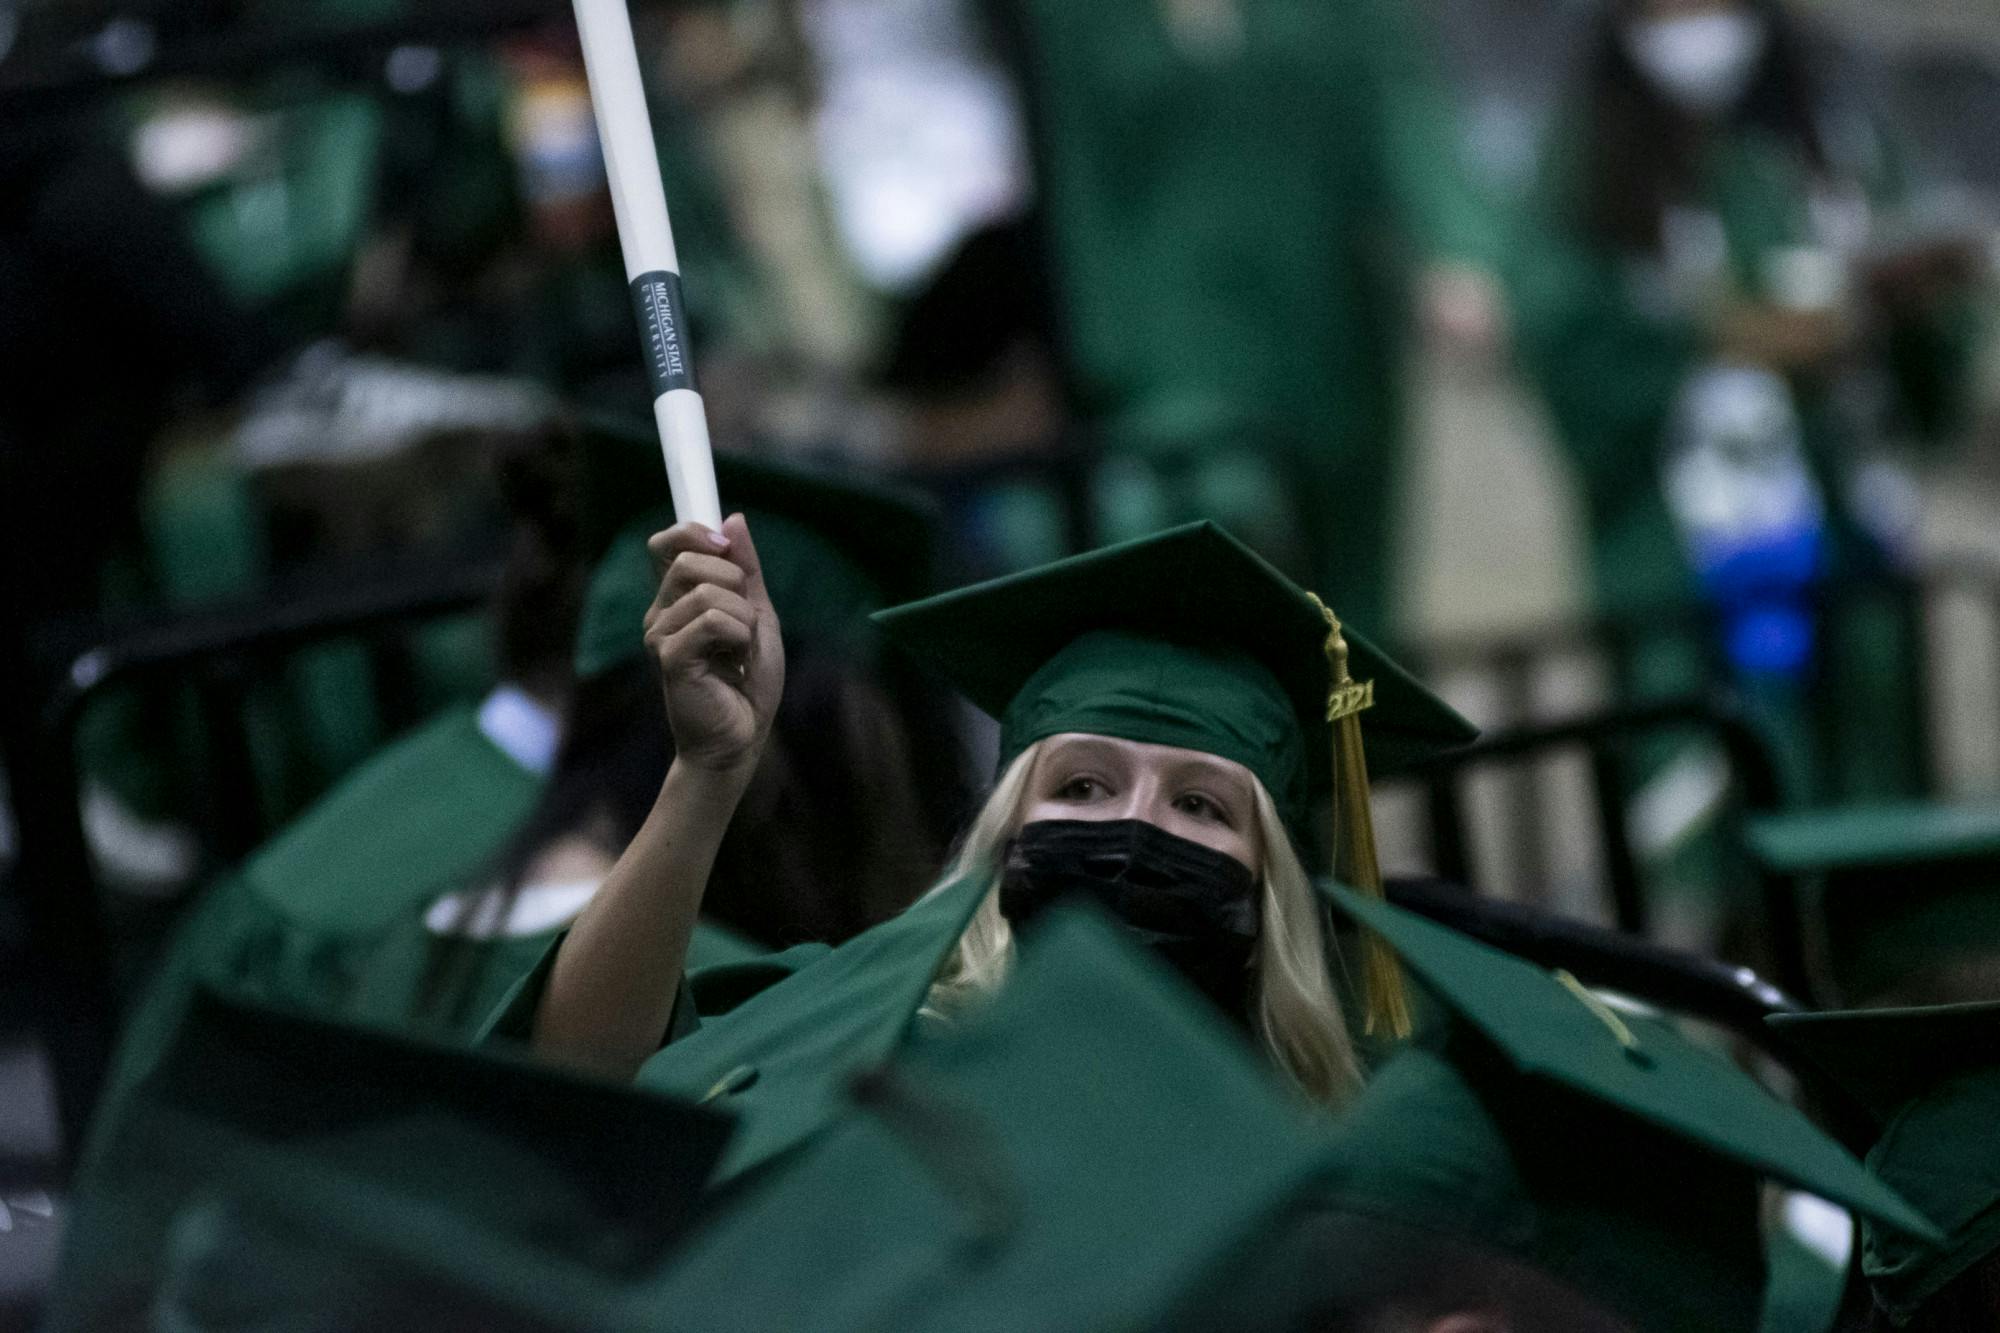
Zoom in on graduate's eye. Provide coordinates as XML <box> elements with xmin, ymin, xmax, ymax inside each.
<box><xmin>1054</xmin><ymin>775</ymin><xmax>1109</xmax><ymax>802</ymax></box>
<box><xmin>1174</xmin><ymin>792</ymin><xmax>1232</xmax><ymax>827</ymax></box>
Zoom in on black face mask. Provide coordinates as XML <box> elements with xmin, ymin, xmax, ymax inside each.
<box><xmin>998</xmin><ymin>819</ymin><xmax>1260</xmax><ymax>1026</ymax></box>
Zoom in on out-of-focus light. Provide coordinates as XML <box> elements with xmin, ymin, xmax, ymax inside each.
<box><xmin>385</xmin><ymin>43</ymin><xmax>443</xmax><ymax>94</ymax></box>
<box><xmin>131</xmin><ymin>105</ymin><xmax>270</xmax><ymax>194</ymax></box>
<box><xmin>0</xmin><ymin>9</ymin><xmax>20</xmax><ymax>66</ymax></box>
<box><xmin>92</xmin><ymin>16</ymin><xmax>156</xmax><ymax>77</ymax></box>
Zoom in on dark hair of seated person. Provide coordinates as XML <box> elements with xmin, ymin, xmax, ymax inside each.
<box><xmin>485</xmin><ymin>423</ymin><xmax>590</xmax><ymax>700</ymax></box>
<box><xmin>415</xmin><ymin>643</ymin><xmax>973</xmax><ymax>1020</ymax></box>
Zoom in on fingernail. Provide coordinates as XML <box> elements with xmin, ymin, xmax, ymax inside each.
<box><xmin>706</xmin><ymin>529</ymin><xmax>731</xmax><ymax>551</ymax></box>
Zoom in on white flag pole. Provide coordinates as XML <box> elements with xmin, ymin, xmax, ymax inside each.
<box><xmin>571</xmin><ymin>0</ymin><xmax>723</xmax><ymax>529</ymax></box>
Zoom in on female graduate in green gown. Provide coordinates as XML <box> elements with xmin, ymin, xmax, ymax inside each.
<box><xmin>516</xmin><ymin>516</ymin><xmax>1474</xmax><ymax>1139</ymax></box>
<box><xmin>1508</xmin><ymin>0</ymin><xmax>1982</xmax><ymax>799</ymax></box>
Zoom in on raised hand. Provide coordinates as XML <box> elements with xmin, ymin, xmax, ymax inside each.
<box><xmin>644</xmin><ymin>513</ymin><xmax>785</xmax><ymax>779</ymax></box>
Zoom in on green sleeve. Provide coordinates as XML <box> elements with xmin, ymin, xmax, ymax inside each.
<box><xmin>474</xmin><ymin>931</ymin><xmax>702</xmax><ymax>1049</ymax></box>
<box><xmin>476</xmin><ymin>933</ymin><xmax>830</xmax><ymax>1053</ymax></box>
<box><xmin>1357</xmin><ymin>0</ymin><xmax>1503</xmax><ymax>270</ymax></box>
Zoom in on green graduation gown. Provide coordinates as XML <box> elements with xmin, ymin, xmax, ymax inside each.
<box><xmin>486</xmin><ymin>874</ymin><xmax>989</xmax><ymax>1183</ymax></box>
<box><xmin>1000</xmin><ymin>0</ymin><xmax>1498</xmax><ymax>625</ymax></box>
<box><xmin>86</xmin><ymin>702</ymin><xmax>544</xmax><ymax>1168</ymax></box>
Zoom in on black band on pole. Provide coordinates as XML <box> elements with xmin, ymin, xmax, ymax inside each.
<box><xmin>628</xmin><ymin>269</ymin><xmax>697</xmax><ymax>399</ymax></box>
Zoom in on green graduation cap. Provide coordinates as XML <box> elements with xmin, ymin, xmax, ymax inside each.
<box><xmin>1317</xmin><ymin>885</ymin><xmax>1939</xmax><ymax>1333</ymax></box>
<box><xmin>874</xmin><ymin>520</ymin><xmax>1476</xmax><ymax>1033</ymax></box>
<box><xmin>570</xmin><ymin>413</ymin><xmax>941</xmax><ymax>678</ymax></box>
<box><xmin>1748</xmin><ymin>800</ymin><xmax>2000</xmax><ymax>1004</ymax></box>
<box><xmin>632</xmin><ymin>903</ymin><xmax>1339</xmax><ymax>1331</ymax></box>
<box><xmin>1769</xmin><ymin>1000</ymin><xmax>2000</xmax><ymax>1323</ymax></box>
<box><xmin>51</xmin><ymin>987</ymin><xmax>731</xmax><ymax>1330</ymax></box>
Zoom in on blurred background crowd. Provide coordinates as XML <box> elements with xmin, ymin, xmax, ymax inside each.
<box><xmin>2</xmin><ymin>0</ymin><xmax>1999</xmax><ymax>1319</ymax></box>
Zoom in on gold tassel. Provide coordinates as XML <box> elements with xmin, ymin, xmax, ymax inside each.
<box><xmin>1307</xmin><ymin>594</ymin><xmax>1411</xmax><ymax>1039</ymax></box>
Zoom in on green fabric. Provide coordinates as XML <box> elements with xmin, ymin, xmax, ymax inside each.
<box><xmin>51</xmin><ymin>987</ymin><xmax>731</xmax><ymax>1331</ymax></box>
<box><xmin>481</xmin><ymin>874</ymin><xmax>989</xmax><ymax>1184</ymax></box>
<box><xmin>1328</xmin><ymin>1042</ymin><xmax>1766</xmax><ymax>1333</ymax></box>
<box><xmin>874</xmin><ymin>521</ymin><xmax>1476</xmax><ymax>848</ymax></box>
<box><xmin>482</xmin><ymin>933</ymin><xmax>828</xmax><ymax>1059</ymax></box>
<box><xmin>1327</xmin><ymin>884</ymin><xmax>1934</xmax><ymax>1238</ymax></box>
<box><xmin>1770</xmin><ymin>1001</ymin><xmax>2000</xmax><ymax>1322</ymax></box>
<box><xmin>1002</xmin><ymin>629</ymin><xmax>1304</xmax><ymax>828</ymax></box>
<box><xmin>570</xmin><ymin>418</ymin><xmax>940</xmax><ymax>677</ymax></box>
<box><xmin>1319</xmin><ymin>885</ymin><xmax>1935</xmax><ymax>1332</ymax></box>
<box><xmin>83</xmin><ymin>706</ymin><xmax>542</xmax><ymax>1171</ymax></box>
<box><xmin>238</xmin><ymin>705</ymin><xmax>537</xmax><ymax>934</ymax></box>
<box><xmin>638</xmin><ymin>904</ymin><xmax>1335</xmax><ymax>1330</ymax></box>
<box><xmin>1750</xmin><ymin>802</ymin><xmax>2000</xmax><ymax>873</ymax></box>
<box><xmin>1759</xmin><ymin>1216</ymin><xmax>1848</xmax><ymax>1333</ymax></box>
<box><xmin>179</xmin><ymin>91</ymin><xmax>383</xmax><ymax>322</ymax></box>
<box><xmin>635</xmin><ymin>874</ymin><xmax>988</xmax><ymax>1181</ymax></box>
<box><xmin>1012</xmin><ymin>0</ymin><xmax>1498</xmax><ymax>632</ymax></box>
<box><xmin>1750</xmin><ymin>802</ymin><xmax>2000</xmax><ymax>1001</ymax></box>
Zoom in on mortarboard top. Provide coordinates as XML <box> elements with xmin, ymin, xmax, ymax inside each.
<box><xmin>570</xmin><ymin>413</ymin><xmax>941</xmax><ymax>678</ymax></box>
<box><xmin>1315</xmin><ymin>885</ymin><xmax>1938</xmax><ymax>1333</ymax></box>
<box><xmin>51</xmin><ymin>987</ymin><xmax>731</xmax><ymax>1329</ymax></box>
<box><xmin>1747</xmin><ymin>800</ymin><xmax>2000</xmax><ymax>1003</ymax></box>
<box><xmin>634</xmin><ymin>903</ymin><xmax>1338</xmax><ymax>1331</ymax></box>
<box><xmin>1768</xmin><ymin>1001</ymin><xmax>2000</xmax><ymax>1322</ymax></box>
<box><xmin>871</xmin><ymin>521</ymin><xmax>1476</xmax><ymax>847</ymax></box>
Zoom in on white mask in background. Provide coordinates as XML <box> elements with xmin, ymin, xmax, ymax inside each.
<box><xmin>1623</xmin><ymin>10</ymin><xmax>1769</xmax><ymax>118</ymax></box>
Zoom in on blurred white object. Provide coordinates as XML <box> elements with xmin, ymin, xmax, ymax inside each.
<box><xmin>802</xmin><ymin>0</ymin><xmax>1029</xmax><ymax>292</ymax></box>
<box><xmin>130</xmin><ymin>102</ymin><xmax>276</xmax><ymax>196</ymax></box>
<box><xmin>425</xmin><ymin>877</ymin><xmax>600</xmax><ymax>939</ymax></box>
<box><xmin>476</xmin><ymin>685</ymin><xmax>562</xmax><ymax>777</ymax></box>
<box><xmin>1629</xmin><ymin>741</ymin><xmax>1732</xmax><ymax>860</ymax></box>
<box><xmin>1783</xmin><ymin>1192</ymin><xmax>1855</xmax><ymax>1271</ymax></box>
<box><xmin>1663</xmin><ymin>364</ymin><xmax>1822</xmax><ymax>557</ymax></box>
<box><xmin>234</xmin><ymin>343</ymin><xmax>557</xmax><ymax>469</ymax></box>
<box><xmin>1622</xmin><ymin>10</ymin><xmax>1767</xmax><ymax>118</ymax></box>
<box><xmin>81</xmin><ymin>781</ymin><xmax>198</xmax><ymax>897</ymax></box>
<box><xmin>1763</xmin><ymin>245</ymin><xmax>1851</xmax><ymax>314</ymax></box>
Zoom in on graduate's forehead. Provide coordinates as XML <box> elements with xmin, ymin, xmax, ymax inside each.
<box><xmin>1031</xmin><ymin>732</ymin><xmax>1260</xmax><ymax>794</ymax></box>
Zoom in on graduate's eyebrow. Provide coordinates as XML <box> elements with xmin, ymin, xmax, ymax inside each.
<box><xmin>1163</xmin><ymin>753</ymin><xmax>1255</xmax><ymax>812</ymax></box>
<box><xmin>1036</xmin><ymin>734</ymin><xmax>1131</xmax><ymax>775</ymax></box>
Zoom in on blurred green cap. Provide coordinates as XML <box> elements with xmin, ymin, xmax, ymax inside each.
<box><xmin>638</xmin><ymin>904</ymin><xmax>1337</xmax><ymax>1330</ymax></box>
<box><xmin>571</xmin><ymin>413</ymin><xmax>940</xmax><ymax>679</ymax></box>
<box><xmin>1770</xmin><ymin>1000</ymin><xmax>2000</xmax><ymax>1322</ymax></box>
<box><xmin>51</xmin><ymin>987</ymin><xmax>729</xmax><ymax>1328</ymax></box>
<box><xmin>1317</xmin><ymin>886</ymin><xmax>1938</xmax><ymax>1333</ymax></box>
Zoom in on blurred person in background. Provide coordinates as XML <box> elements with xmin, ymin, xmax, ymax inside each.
<box><xmin>986</xmin><ymin>0</ymin><xmax>1508</xmax><ymax>622</ymax></box>
<box><xmin>78</xmin><ymin>419</ymin><xmax>970</xmax><ymax>1168</ymax></box>
<box><xmin>1509</xmin><ymin>0</ymin><xmax>1988</xmax><ymax>813</ymax></box>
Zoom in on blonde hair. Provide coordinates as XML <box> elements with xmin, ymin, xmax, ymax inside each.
<box><xmin>923</xmin><ymin>741</ymin><xmax>1364</xmax><ymax>1108</ymax></box>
